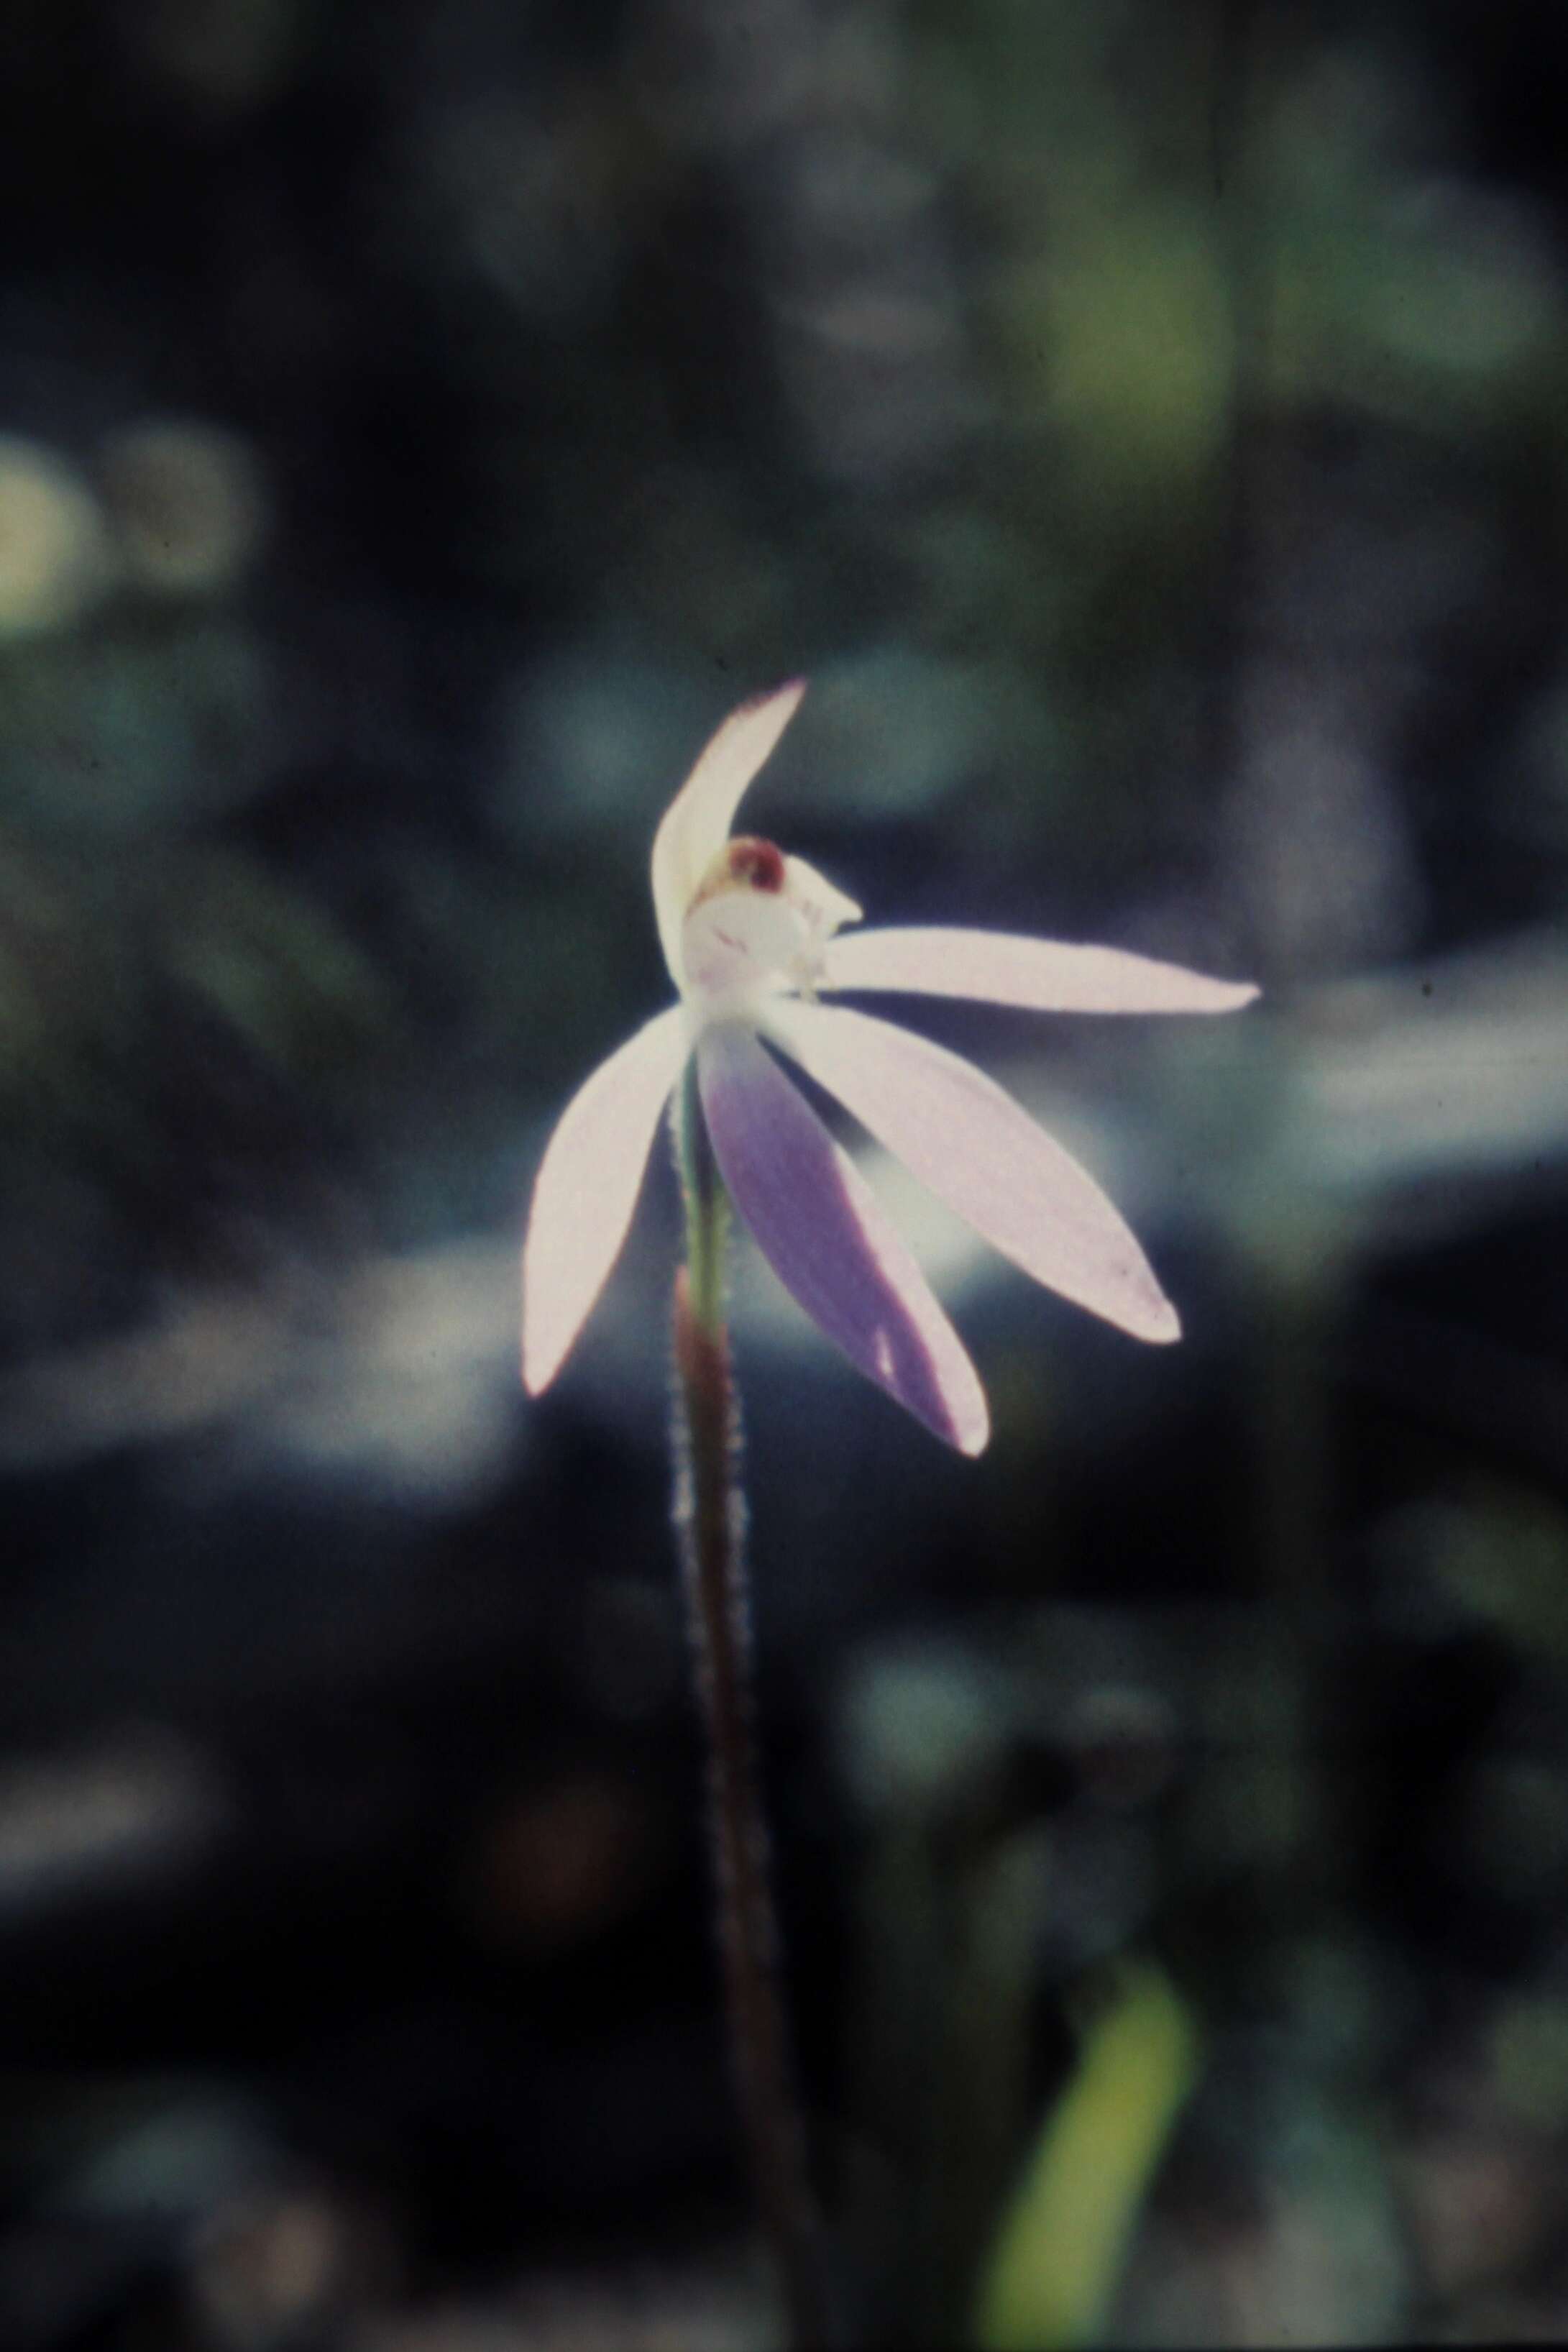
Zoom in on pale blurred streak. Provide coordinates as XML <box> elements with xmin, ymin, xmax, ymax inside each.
<box><xmin>0</xmin><ymin>1734</ymin><xmax>225</xmax><ymax>1918</ymax></box>
<box><xmin>0</xmin><ymin>1237</ymin><xmax>526</xmax><ymax>1504</ymax></box>
<box><xmin>1286</xmin><ymin>928</ymin><xmax>1568</xmax><ymax>1211</ymax></box>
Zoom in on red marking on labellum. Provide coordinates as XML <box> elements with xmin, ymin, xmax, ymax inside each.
<box><xmin>725</xmin><ymin>836</ymin><xmax>787</xmax><ymax>893</ymax></box>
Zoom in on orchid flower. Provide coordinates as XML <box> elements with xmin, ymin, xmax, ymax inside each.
<box><xmin>522</xmin><ymin>681</ymin><xmax>1257</xmax><ymax>1455</ymax></box>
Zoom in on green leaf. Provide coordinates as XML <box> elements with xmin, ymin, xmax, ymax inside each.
<box><xmin>973</xmin><ymin>1957</ymin><xmax>1201</xmax><ymax>2352</ymax></box>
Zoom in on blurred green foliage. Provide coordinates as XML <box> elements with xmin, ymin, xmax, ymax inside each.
<box><xmin>974</xmin><ymin>1961</ymin><xmax>1201</xmax><ymax>2351</ymax></box>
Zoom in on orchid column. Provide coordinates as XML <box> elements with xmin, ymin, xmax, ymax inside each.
<box><xmin>522</xmin><ymin>682</ymin><xmax>1257</xmax><ymax>2344</ymax></box>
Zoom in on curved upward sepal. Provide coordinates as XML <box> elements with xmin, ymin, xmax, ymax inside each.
<box><xmin>651</xmin><ymin>681</ymin><xmax>807</xmax><ymax>987</ymax></box>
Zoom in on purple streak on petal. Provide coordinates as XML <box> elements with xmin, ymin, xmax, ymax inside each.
<box><xmin>765</xmin><ymin>1000</ymin><xmax>1181</xmax><ymax>1345</ymax></box>
<box><xmin>523</xmin><ymin>1007</ymin><xmax>690</xmax><ymax>1394</ymax></box>
<box><xmin>696</xmin><ymin>1022</ymin><xmax>989</xmax><ymax>1454</ymax></box>
<box><xmin>651</xmin><ymin>681</ymin><xmax>807</xmax><ymax>985</ymax></box>
<box><xmin>818</xmin><ymin>928</ymin><xmax>1260</xmax><ymax>1015</ymax></box>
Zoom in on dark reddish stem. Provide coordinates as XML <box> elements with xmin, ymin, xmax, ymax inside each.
<box><xmin>671</xmin><ymin>1263</ymin><xmax>837</xmax><ymax>2348</ymax></box>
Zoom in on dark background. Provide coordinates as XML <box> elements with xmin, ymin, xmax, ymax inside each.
<box><xmin>3</xmin><ymin>1</ymin><xmax>1568</xmax><ymax>2345</ymax></box>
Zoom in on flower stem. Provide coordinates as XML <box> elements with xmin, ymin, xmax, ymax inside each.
<box><xmin>671</xmin><ymin>1067</ymin><xmax>838</xmax><ymax>2349</ymax></box>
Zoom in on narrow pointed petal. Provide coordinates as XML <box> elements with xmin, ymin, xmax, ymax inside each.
<box><xmin>818</xmin><ymin>927</ymin><xmax>1260</xmax><ymax>1015</ymax></box>
<box><xmin>523</xmin><ymin>1008</ymin><xmax>690</xmax><ymax>1394</ymax></box>
<box><xmin>651</xmin><ymin>682</ymin><xmax>807</xmax><ymax>985</ymax></box>
<box><xmin>696</xmin><ymin>1022</ymin><xmax>989</xmax><ymax>1453</ymax></box>
<box><xmin>765</xmin><ymin>1001</ymin><xmax>1180</xmax><ymax>1344</ymax></box>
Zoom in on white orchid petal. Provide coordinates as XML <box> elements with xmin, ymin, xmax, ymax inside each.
<box><xmin>818</xmin><ymin>927</ymin><xmax>1260</xmax><ymax>1015</ymax></box>
<box><xmin>695</xmin><ymin>1022</ymin><xmax>989</xmax><ymax>1453</ymax></box>
<box><xmin>522</xmin><ymin>1007</ymin><xmax>690</xmax><ymax>1394</ymax></box>
<box><xmin>651</xmin><ymin>681</ymin><xmax>807</xmax><ymax>985</ymax></box>
<box><xmin>764</xmin><ymin>1000</ymin><xmax>1180</xmax><ymax>1345</ymax></box>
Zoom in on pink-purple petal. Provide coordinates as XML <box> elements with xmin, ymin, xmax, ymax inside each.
<box><xmin>764</xmin><ymin>1000</ymin><xmax>1180</xmax><ymax>1345</ymax></box>
<box><xmin>696</xmin><ymin>1022</ymin><xmax>989</xmax><ymax>1454</ymax></box>
<box><xmin>522</xmin><ymin>1007</ymin><xmax>690</xmax><ymax>1394</ymax></box>
<box><xmin>651</xmin><ymin>681</ymin><xmax>807</xmax><ymax>984</ymax></box>
<box><xmin>818</xmin><ymin>926</ymin><xmax>1260</xmax><ymax>1015</ymax></box>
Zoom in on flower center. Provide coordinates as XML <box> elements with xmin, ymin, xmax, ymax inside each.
<box><xmin>691</xmin><ymin>834</ymin><xmax>787</xmax><ymax>905</ymax></box>
<box><xmin>679</xmin><ymin>835</ymin><xmax>861</xmax><ymax>1020</ymax></box>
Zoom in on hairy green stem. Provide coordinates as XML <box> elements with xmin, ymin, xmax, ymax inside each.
<box><xmin>671</xmin><ymin>1066</ymin><xmax>837</xmax><ymax>2348</ymax></box>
